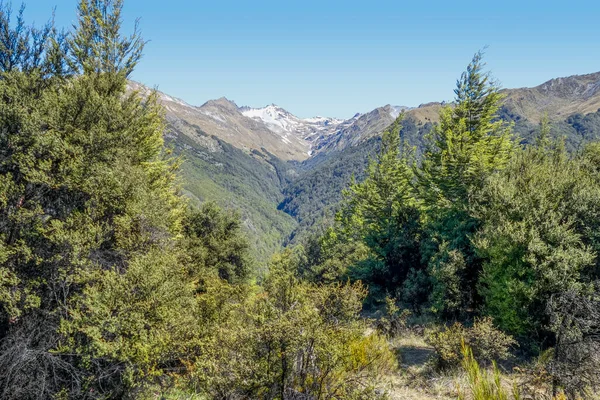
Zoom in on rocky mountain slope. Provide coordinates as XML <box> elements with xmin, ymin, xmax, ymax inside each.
<box><xmin>128</xmin><ymin>81</ymin><xmax>310</xmax><ymax>161</ymax></box>
<box><xmin>313</xmin><ymin>105</ymin><xmax>409</xmax><ymax>153</ymax></box>
<box><xmin>130</xmin><ymin>70</ymin><xmax>600</xmax><ymax>260</ymax></box>
<box><xmin>240</xmin><ymin>103</ymin><xmax>413</xmax><ymax>156</ymax></box>
<box><xmin>501</xmin><ymin>71</ymin><xmax>600</xmax><ymax>123</ymax></box>
<box><xmin>240</xmin><ymin>104</ymin><xmax>343</xmax><ymax>155</ymax></box>
<box><xmin>131</xmin><ymin>80</ymin><xmax>413</xmax><ymax>160</ymax></box>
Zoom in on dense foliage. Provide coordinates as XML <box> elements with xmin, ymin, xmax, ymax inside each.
<box><xmin>188</xmin><ymin>249</ymin><xmax>397</xmax><ymax>399</ymax></box>
<box><xmin>335</xmin><ymin>118</ymin><xmax>425</xmax><ymax>301</ymax></box>
<box><xmin>474</xmin><ymin>131</ymin><xmax>600</xmax><ymax>336</ymax></box>
<box><xmin>1</xmin><ymin>1</ymin><xmax>600</xmax><ymax>398</ymax></box>
<box><xmin>416</xmin><ymin>52</ymin><xmax>514</xmax><ymax>317</ymax></box>
<box><xmin>425</xmin><ymin>317</ymin><xmax>516</xmax><ymax>369</ymax></box>
<box><xmin>304</xmin><ymin>52</ymin><xmax>600</xmax><ymax>397</ymax></box>
<box><xmin>0</xmin><ymin>1</ymin><xmax>398</xmax><ymax>398</ymax></box>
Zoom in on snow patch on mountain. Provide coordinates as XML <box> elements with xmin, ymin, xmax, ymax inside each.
<box><xmin>200</xmin><ymin>109</ymin><xmax>226</xmax><ymax>123</ymax></box>
<box><xmin>160</xmin><ymin>93</ymin><xmax>193</xmax><ymax>108</ymax></box>
<box><xmin>242</xmin><ymin>105</ymin><xmax>301</xmax><ymax>133</ymax></box>
<box><xmin>389</xmin><ymin>105</ymin><xmax>412</xmax><ymax>119</ymax></box>
<box><xmin>241</xmin><ymin>105</ymin><xmax>347</xmax><ymax>153</ymax></box>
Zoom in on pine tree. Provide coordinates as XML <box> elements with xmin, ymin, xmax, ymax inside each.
<box><xmin>417</xmin><ymin>51</ymin><xmax>514</xmax><ymax>317</ymax></box>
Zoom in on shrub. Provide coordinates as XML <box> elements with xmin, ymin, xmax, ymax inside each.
<box><xmin>460</xmin><ymin>344</ymin><xmax>572</xmax><ymax>400</ymax></box>
<box><xmin>547</xmin><ymin>289</ymin><xmax>600</xmax><ymax>398</ymax></box>
<box><xmin>376</xmin><ymin>296</ymin><xmax>411</xmax><ymax>338</ymax></box>
<box><xmin>426</xmin><ymin>317</ymin><xmax>516</xmax><ymax>369</ymax></box>
<box><xmin>426</xmin><ymin>322</ymin><xmax>465</xmax><ymax>369</ymax></box>
<box><xmin>474</xmin><ymin>138</ymin><xmax>600</xmax><ymax>337</ymax></box>
<box><xmin>469</xmin><ymin>317</ymin><xmax>518</xmax><ymax>365</ymax></box>
<box><xmin>188</xmin><ymin>249</ymin><xmax>397</xmax><ymax>399</ymax></box>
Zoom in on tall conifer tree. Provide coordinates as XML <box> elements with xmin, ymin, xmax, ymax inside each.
<box><xmin>417</xmin><ymin>51</ymin><xmax>514</xmax><ymax>317</ymax></box>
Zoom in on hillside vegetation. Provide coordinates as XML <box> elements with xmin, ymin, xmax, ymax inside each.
<box><xmin>131</xmin><ymin>56</ymin><xmax>600</xmax><ymax>263</ymax></box>
<box><xmin>168</xmin><ymin>121</ymin><xmax>297</xmax><ymax>261</ymax></box>
<box><xmin>1</xmin><ymin>1</ymin><xmax>599</xmax><ymax>400</ymax></box>
<box><xmin>283</xmin><ymin>99</ymin><xmax>600</xmax><ymax>246</ymax></box>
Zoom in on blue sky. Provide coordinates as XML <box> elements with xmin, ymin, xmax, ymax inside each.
<box><xmin>16</xmin><ymin>0</ymin><xmax>600</xmax><ymax>118</ymax></box>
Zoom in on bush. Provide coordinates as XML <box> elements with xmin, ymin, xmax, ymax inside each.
<box><xmin>188</xmin><ymin>249</ymin><xmax>397</xmax><ymax>399</ymax></box>
<box><xmin>376</xmin><ymin>296</ymin><xmax>411</xmax><ymax>338</ymax></box>
<box><xmin>460</xmin><ymin>344</ymin><xmax>571</xmax><ymax>400</ymax></box>
<box><xmin>426</xmin><ymin>317</ymin><xmax>516</xmax><ymax>370</ymax></box>
<box><xmin>474</xmin><ymin>139</ymin><xmax>600</xmax><ymax>337</ymax></box>
<box><xmin>547</xmin><ymin>289</ymin><xmax>600</xmax><ymax>398</ymax></box>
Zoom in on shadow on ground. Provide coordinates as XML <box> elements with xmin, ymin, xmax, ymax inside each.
<box><xmin>397</xmin><ymin>345</ymin><xmax>434</xmax><ymax>367</ymax></box>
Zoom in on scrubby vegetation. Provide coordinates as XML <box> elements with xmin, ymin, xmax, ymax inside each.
<box><xmin>0</xmin><ymin>1</ymin><xmax>395</xmax><ymax>398</ymax></box>
<box><xmin>1</xmin><ymin>1</ymin><xmax>599</xmax><ymax>399</ymax></box>
<box><xmin>292</xmin><ymin>51</ymin><xmax>600</xmax><ymax>398</ymax></box>
<box><xmin>425</xmin><ymin>317</ymin><xmax>516</xmax><ymax>370</ymax></box>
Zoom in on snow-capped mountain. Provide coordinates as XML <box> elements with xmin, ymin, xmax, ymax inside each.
<box><xmin>129</xmin><ymin>80</ymin><xmax>414</xmax><ymax>159</ymax></box>
<box><xmin>240</xmin><ymin>104</ymin><xmax>409</xmax><ymax>155</ymax></box>
<box><xmin>127</xmin><ymin>81</ymin><xmax>312</xmax><ymax>160</ymax></box>
<box><xmin>240</xmin><ymin>104</ymin><xmax>345</xmax><ymax>154</ymax></box>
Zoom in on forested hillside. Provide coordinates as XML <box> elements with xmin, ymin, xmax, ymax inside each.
<box><xmin>166</xmin><ymin>120</ymin><xmax>297</xmax><ymax>260</ymax></box>
<box><xmin>129</xmin><ymin>60</ymin><xmax>600</xmax><ymax>261</ymax></box>
<box><xmin>281</xmin><ymin>115</ymin><xmax>436</xmax><ymax>242</ymax></box>
<box><xmin>283</xmin><ymin>105</ymin><xmax>600</xmax><ymax>244</ymax></box>
<box><xmin>1</xmin><ymin>1</ymin><xmax>600</xmax><ymax>399</ymax></box>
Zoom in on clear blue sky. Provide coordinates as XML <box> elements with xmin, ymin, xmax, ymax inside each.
<box><xmin>16</xmin><ymin>0</ymin><xmax>600</xmax><ymax>118</ymax></box>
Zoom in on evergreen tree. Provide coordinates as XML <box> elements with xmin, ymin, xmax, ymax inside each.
<box><xmin>417</xmin><ymin>51</ymin><xmax>514</xmax><ymax>317</ymax></box>
<box><xmin>0</xmin><ymin>1</ymin><xmax>190</xmax><ymax>397</ymax></box>
<box><xmin>299</xmin><ymin>227</ymin><xmax>370</xmax><ymax>284</ymax></box>
<box><xmin>337</xmin><ymin>117</ymin><xmax>424</xmax><ymax>297</ymax></box>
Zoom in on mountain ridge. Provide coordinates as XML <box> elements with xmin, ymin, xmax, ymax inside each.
<box><xmin>133</xmin><ymin>70</ymin><xmax>600</xmax><ymax>164</ymax></box>
<box><xmin>129</xmin><ymin>70</ymin><xmax>600</xmax><ymax>260</ymax></box>
<box><xmin>128</xmin><ymin>80</ymin><xmax>417</xmax><ymax>160</ymax></box>
<box><xmin>128</xmin><ymin>81</ymin><xmax>310</xmax><ymax>161</ymax></box>
<box><xmin>501</xmin><ymin>71</ymin><xmax>600</xmax><ymax>123</ymax></box>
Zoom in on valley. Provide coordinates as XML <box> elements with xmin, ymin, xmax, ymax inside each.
<box><xmin>3</xmin><ymin>1</ymin><xmax>600</xmax><ymax>398</ymax></box>
<box><xmin>133</xmin><ymin>71</ymin><xmax>600</xmax><ymax>261</ymax></box>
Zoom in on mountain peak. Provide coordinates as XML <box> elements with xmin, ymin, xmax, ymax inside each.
<box><xmin>202</xmin><ymin>97</ymin><xmax>239</xmax><ymax>109</ymax></box>
<box><xmin>240</xmin><ymin>104</ymin><xmax>347</xmax><ymax>152</ymax></box>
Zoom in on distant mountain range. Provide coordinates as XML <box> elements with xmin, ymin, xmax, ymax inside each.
<box><xmin>128</xmin><ymin>81</ymin><xmax>309</xmax><ymax>160</ymax></box>
<box><xmin>128</xmin><ymin>71</ymin><xmax>600</xmax><ymax>261</ymax></box>
<box><xmin>129</xmin><ymin>80</ymin><xmax>417</xmax><ymax>160</ymax></box>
